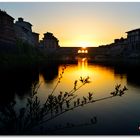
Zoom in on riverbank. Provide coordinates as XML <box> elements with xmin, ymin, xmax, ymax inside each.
<box><xmin>1</xmin><ymin>41</ymin><xmax>140</xmax><ymax>70</ymax></box>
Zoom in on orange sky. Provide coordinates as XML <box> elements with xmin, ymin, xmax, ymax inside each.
<box><xmin>1</xmin><ymin>2</ymin><xmax>140</xmax><ymax>47</ymax></box>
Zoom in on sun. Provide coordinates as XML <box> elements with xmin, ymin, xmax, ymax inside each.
<box><xmin>78</xmin><ymin>41</ymin><xmax>92</xmax><ymax>48</ymax></box>
<box><xmin>82</xmin><ymin>46</ymin><xmax>87</xmax><ymax>49</ymax></box>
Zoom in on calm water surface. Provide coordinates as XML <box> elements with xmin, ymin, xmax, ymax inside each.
<box><xmin>1</xmin><ymin>58</ymin><xmax>140</xmax><ymax>135</ymax></box>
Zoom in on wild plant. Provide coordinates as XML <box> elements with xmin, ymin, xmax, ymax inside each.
<box><xmin>0</xmin><ymin>65</ymin><xmax>128</xmax><ymax>134</ymax></box>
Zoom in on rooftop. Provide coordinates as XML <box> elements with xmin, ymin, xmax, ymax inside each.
<box><xmin>16</xmin><ymin>17</ymin><xmax>32</xmax><ymax>26</ymax></box>
<box><xmin>0</xmin><ymin>9</ymin><xmax>14</xmax><ymax>20</ymax></box>
<box><xmin>126</xmin><ymin>28</ymin><xmax>140</xmax><ymax>33</ymax></box>
<box><xmin>32</xmin><ymin>32</ymin><xmax>39</xmax><ymax>35</ymax></box>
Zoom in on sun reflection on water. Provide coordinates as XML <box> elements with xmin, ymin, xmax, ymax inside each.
<box><xmin>39</xmin><ymin>74</ymin><xmax>45</xmax><ymax>85</ymax></box>
<box><xmin>77</xmin><ymin>57</ymin><xmax>92</xmax><ymax>78</ymax></box>
<box><xmin>38</xmin><ymin>58</ymin><xmax>127</xmax><ymax>100</ymax></box>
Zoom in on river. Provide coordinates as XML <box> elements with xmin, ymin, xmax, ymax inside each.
<box><xmin>0</xmin><ymin>58</ymin><xmax>140</xmax><ymax>134</ymax></box>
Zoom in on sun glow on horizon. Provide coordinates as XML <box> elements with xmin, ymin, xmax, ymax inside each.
<box><xmin>59</xmin><ymin>40</ymin><xmax>98</xmax><ymax>47</ymax></box>
<box><xmin>76</xmin><ymin>41</ymin><xmax>94</xmax><ymax>47</ymax></box>
<box><xmin>82</xmin><ymin>46</ymin><xmax>87</xmax><ymax>49</ymax></box>
<box><xmin>2</xmin><ymin>2</ymin><xmax>139</xmax><ymax>48</ymax></box>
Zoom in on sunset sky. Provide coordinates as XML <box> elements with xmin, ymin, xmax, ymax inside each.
<box><xmin>1</xmin><ymin>2</ymin><xmax>140</xmax><ymax>47</ymax></box>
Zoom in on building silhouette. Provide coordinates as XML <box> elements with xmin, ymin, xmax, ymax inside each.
<box><xmin>15</xmin><ymin>17</ymin><xmax>39</xmax><ymax>47</ymax></box>
<box><xmin>126</xmin><ymin>28</ymin><xmax>140</xmax><ymax>49</ymax></box>
<box><xmin>98</xmin><ymin>28</ymin><xmax>140</xmax><ymax>58</ymax></box>
<box><xmin>0</xmin><ymin>10</ymin><xmax>16</xmax><ymax>45</ymax></box>
<box><xmin>32</xmin><ymin>32</ymin><xmax>39</xmax><ymax>47</ymax></box>
<box><xmin>1</xmin><ymin>9</ymin><xmax>140</xmax><ymax>59</ymax></box>
<box><xmin>39</xmin><ymin>32</ymin><xmax>59</xmax><ymax>50</ymax></box>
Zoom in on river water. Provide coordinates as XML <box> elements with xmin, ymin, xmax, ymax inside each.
<box><xmin>0</xmin><ymin>58</ymin><xmax>140</xmax><ymax>135</ymax></box>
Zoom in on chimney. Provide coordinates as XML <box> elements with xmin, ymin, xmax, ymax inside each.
<box><xmin>18</xmin><ymin>17</ymin><xmax>24</xmax><ymax>22</ymax></box>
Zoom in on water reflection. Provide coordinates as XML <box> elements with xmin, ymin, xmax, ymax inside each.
<box><xmin>0</xmin><ymin>60</ymin><xmax>140</xmax><ymax>104</ymax></box>
<box><xmin>78</xmin><ymin>57</ymin><xmax>88</xmax><ymax>68</ymax></box>
<box><xmin>0</xmin><ymin>67</ymin><xmax>39</xmax><ymax>105</ymax></box>
<box><xmin>0</xmin><ymin>60</ymin><xmax>140</xmax><ymax>134</ymax></box>
<box><xmin>39</xmin><ymin>64</ymin><xmax>59</xmax><ymax>83</ymax></box>
<box><xmin>77</xmin><ymin>57</ymin><xmax>90</xmax><ymax>77</ymax></box>
<box><xmin>113</xmin><ymin>63</ymin><xmax>140</xmax><ymax>87</ymax></box>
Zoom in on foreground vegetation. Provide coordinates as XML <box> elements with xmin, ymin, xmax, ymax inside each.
<box><xmin>0</xmin><ymin>65</ymin><xmax>128</xmax><ymax>134</ymax></box>
<box><xmin>0</xmin><ymin>42</ymin><xmax>129</xmax><ymax>134</ymax></box>
<box><xmin>0</xmin><ymin>40</ymin><xmax>59</xmax><ymax>69</ymax></box>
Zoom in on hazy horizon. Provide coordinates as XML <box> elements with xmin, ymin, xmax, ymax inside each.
<box><xmin>1</xmin><ymin>2</ymin><xmax>140</xmax><ymax>47</ymax></box>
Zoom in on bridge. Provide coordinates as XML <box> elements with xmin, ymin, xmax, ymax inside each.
<box><xmin>57</xmin><ymin>47</ymin><xmax>110</xmax><ymax>61</ymax></box>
